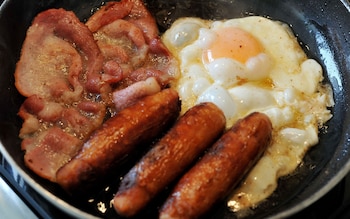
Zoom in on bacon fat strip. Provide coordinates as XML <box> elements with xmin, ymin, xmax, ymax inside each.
<box><xmin>159</xmin><ymin>112</ymin><xmax>272</xmax><ymax>219</ymax></box>
<box><xmin>56</xmin><ymin>88</ymin><xmax>180</xmax><ymax>193</ymax></box>
<box><xmin>113</xmin><ymin>102</ymin><xmax>226</xmax><ymax>217</ymax></box>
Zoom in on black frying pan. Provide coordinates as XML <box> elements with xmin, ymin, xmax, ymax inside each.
<box><xmin>1</xmin><ymin>0</ymin><xmax>350</xmax><ymax>218</ymax></box>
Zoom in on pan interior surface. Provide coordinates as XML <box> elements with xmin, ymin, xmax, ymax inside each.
<box><xmin>0</xmin><ymin>0</ymin><xmax>349</xmax><ymax>218</ymax></box>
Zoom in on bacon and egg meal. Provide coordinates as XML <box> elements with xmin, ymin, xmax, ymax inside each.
<box><xmin>14</xmin><ymin>0</ymin><xmax>334</xmax><ymax>218</ymax></box>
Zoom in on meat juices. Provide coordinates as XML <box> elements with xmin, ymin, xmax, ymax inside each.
<box><xmin>15</xmin><ymin>9</ymin><xmax>104</xmax><ymax>98</ymax></box>
<box><xmin>56</xmin><ymin>89</ymin><xmax>180</xmax><ymax>193</ymax></box>
<box><xmin>15</xmin><ymin>0</ymin><xmax>179</xmax><ymax>182</ymax></box>
<box><xmin>15</xmin><ymin>8</ymin><xmax>106</xmax><ymax>182</ymax></box>
<box><xmin>159</xmin><ymin>112</ymin><xmax>272</xmax><ymax>219</ymax></box>
<box><xmin>86</xmin><ymin>0</ymin><xmax>179</xmax><ymax>109</ymax></box>
<box><xmin>113</xmin><ymin>102</ymin><xmax>226</xmax><ymax>217</ymax></box>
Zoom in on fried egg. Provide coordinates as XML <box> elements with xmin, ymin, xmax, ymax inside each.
<box><xmin>162</xmin><ymin>16</ymin><xmax>334</xmax><ymax>213</ymax></box>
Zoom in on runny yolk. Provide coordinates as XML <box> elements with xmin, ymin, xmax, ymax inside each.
<box><xmin>203</xmin><ymin>27</ymin><xmax>263</xmax><ymax>64</ymax></box>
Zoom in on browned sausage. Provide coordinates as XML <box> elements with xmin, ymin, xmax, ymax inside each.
<box><xmin>159</xmin><ymin>112</ymin><xmax>272</xmax><ymax>219</ymax></box>
<box><xmin>113</xmin><ymin>102</ymin><xmax>226</xmax><ymax>217</ymax></box>
<box><xmin>56</xmin><ymin>88</ymin><xmax>180</xmax><ymax>193</ymax></box>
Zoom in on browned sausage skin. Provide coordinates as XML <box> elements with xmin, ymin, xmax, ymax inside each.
<box><xmin>159</xmin><ymin>112</ymin><xmax>272</xmax><ymax>219</ymax></box>
<box><xmin>113</xmin><ymin>102</ymin><xmax>226</xmax><ymax>217</ymax></box>
<box><xmin>56</xmin><ymin>88</ymin><xmax>180</xmax><ymax>193</ymax></box>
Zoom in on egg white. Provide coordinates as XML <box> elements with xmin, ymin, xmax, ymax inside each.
<box><xmin>162</xmin><ymin>16</ymin><xmax>334</xmax><ymax>213</ymax></box>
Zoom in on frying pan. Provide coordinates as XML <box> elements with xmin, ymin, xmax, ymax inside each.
<box><xmin>1</xmin><ymin>0</ymin><xmax>350</xmax><ymax>218</ymax></box>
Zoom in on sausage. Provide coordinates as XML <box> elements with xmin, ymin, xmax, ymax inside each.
<box><xmin>113</xmin><ymin>102</ymin><xmax>226</xmax><ymax>217</ymax></box>
<box><xmin>56</xmin><ymin>88</ymin><xmax>180</xmax><ymax>193</ymax></box>
<box><xmin>159</xmin><ymin>112</ymin><xmax>272</xmax><ymax>219</ymax></box>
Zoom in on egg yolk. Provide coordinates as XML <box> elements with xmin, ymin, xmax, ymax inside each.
<box><xmin>204</xmin><ymin>27</ymin><xmax>263</xmax><ymax>64</ymax></box>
